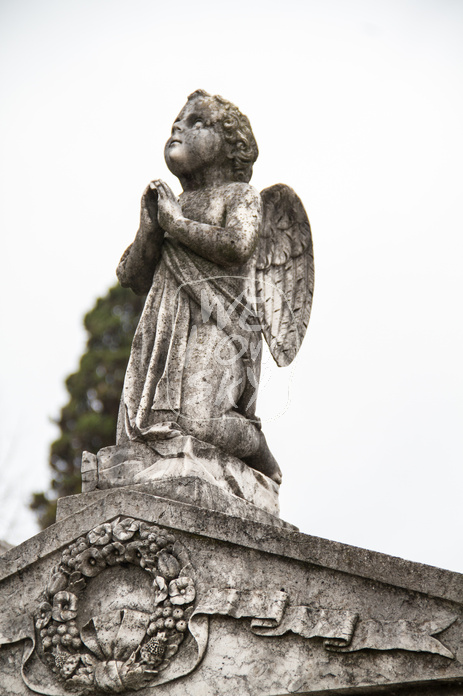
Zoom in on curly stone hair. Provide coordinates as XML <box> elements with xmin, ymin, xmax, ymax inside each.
<box><xmin>187</xmin><ymin>89</ymin><xmax>259</xmax><ymax>183</ymax></box>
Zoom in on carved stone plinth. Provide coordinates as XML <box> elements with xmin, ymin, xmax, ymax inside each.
<box><xmin>79</xmin><ymin>439</ymin><xmax>284</xmax><ymax>523</ymax></box>
<box><xmin>1</xmin><ymin>486</ymin><xmax>462</xmax><ymax>695</ymax></box>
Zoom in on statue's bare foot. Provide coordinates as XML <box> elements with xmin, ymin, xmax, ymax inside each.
<box><xmin>243</xmin><ymin>433</ymin><xmax>282</xmax><ymax>484</ymax></box>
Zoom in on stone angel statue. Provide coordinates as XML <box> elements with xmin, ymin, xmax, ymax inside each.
<box><xmin>116</xmin><ymin>90</ymin><xmax>314</xmax><ymax>485</ymax></box>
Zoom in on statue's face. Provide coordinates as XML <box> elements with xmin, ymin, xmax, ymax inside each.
<box><xmin>164</xmin><ymin>99</ymin><xmax>226</xmax><ymax>178</ymax></box>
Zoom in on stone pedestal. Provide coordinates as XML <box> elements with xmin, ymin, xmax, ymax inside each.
<box><xmin>0</xmin><ymin>481</ymin><xmax>462</xmax><ymax>695</ymax></box>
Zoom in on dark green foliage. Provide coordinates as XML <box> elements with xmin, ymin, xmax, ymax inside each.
<box><xmin>30</xmin><ymin>284</ymin><xmax>144</xmax><ymax>529</ymax></box>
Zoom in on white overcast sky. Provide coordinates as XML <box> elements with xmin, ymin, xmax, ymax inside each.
<box><xmin>0</xmin><ymin>0</ymin><xmax>462</xmax><ymax>573</ymax></box>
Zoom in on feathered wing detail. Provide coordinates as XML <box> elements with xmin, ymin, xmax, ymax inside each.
<box><xmin>255</xmin><ymin>184</ymin><xmax>314</xmax><ymax>367</ymax></box>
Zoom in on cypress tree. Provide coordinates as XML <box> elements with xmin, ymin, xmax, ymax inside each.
<box><xmin>30</xmin><ymin>284</ymin><xmax>144</xmax><ymax>529</ymax></box>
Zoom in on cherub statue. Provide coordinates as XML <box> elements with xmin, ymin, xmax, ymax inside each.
<box><xmin>116</xmin><ymin>90</ymin><xmax>314</xmax><ymax>485</ymax></box>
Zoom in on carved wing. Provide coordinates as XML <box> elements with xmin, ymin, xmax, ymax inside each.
<box><xmin>255</xmin><ymin>184</ymin><xmax>314</xmax><ymax>367</ymax></box>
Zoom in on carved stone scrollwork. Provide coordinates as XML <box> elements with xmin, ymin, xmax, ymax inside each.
<box><xmin>34</xmin><ymin>517</ymin><xmax>195</xmax><ymax>693</ymax></box>
<box><xmin>18</xmin><ymin>514</ymin><xmax>458</xmax><ymax>695</ymax></box>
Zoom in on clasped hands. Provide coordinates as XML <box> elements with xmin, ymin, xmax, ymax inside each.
<box><xmin>141</xmin><ymin>179</ymin><xmax>183</xmax><ymax>236</ymax></box>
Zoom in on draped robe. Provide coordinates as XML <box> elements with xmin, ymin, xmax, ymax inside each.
<box><xmin>117</xmin><ymin>238</ymin><xmax>262</xmax><ymax>452</ymax></box>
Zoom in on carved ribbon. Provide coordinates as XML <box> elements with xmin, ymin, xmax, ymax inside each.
<box><xmin>0</xmin><ymin>588</ymin><xmax>456</xmax><ymax>695</ymax></box>
<box><xmin>155</xmin><ymin>588</ymin><xmax>456</xmax><ymax>687</ymax></box>
<box><xmin>190</xmin><ymin>588</ymin><xmax>456</xmax><ymax>659</ymax></box>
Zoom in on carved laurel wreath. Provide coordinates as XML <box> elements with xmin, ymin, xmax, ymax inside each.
<box><xmin>34</xmin><ymin>517</ymin><xmax>195</xmax><ymax>692</ymax></box>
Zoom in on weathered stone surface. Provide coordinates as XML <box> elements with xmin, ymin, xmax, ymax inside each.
<box><xmin>58</xmin><ymin>481</ymin><xmax>296</xmax><ymax>532</ymax></box>
<box><xmin>80</xmin><ymin>438</ymin><xmax>282</xmax><ymax>520</ymax></box>
<box><xmin>114</xmin><ymin>89</ymin><xmax>315</xmax><ymax>490</ymax></box>
<box><xmin>1</xmin><ymin>490</ymin><xmax>462</xmax><ymax>695</ymax></box>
